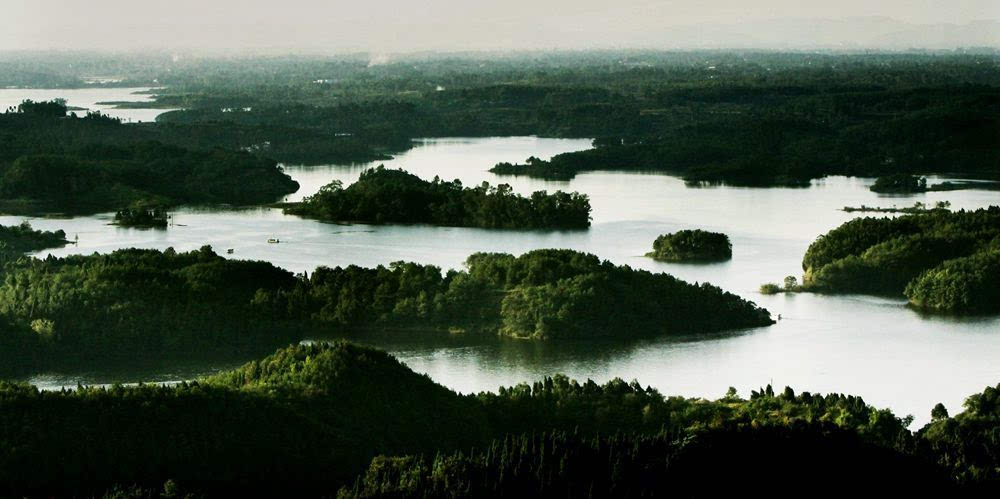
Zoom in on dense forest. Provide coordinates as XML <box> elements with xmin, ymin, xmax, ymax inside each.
<box><xmin>0</xmin><ymin>342</ymin><xmax>997</xmax><ymax>496</ymax></box>
<box><xmin>483</xmin><ymin>84</ymin><xmax>999</xmax><ymax>185</ymax></box>
<box><xmin>2</xmin><ymin>53</ymin><xmax>996</xmax><ymax>186</ymax></box>
<box><xmin>0</xmin><ymin>246</ymin><xmax>303</xmax><ymax>375</ymax></box>
<box><xmin>0</xmin><ymin>221</ymin><xmax>68</xmax><ymax>255</ymax></box>
<box><xmin>870</xmin><ymin>173</ymin><xmax>929</xmax><ymax>193</ymax></box>
<box><xmin>283</xmin><ymin>166</ymin><xmax>592</xmax><ymax>229</ymax></box>
<box><xmin>113</xmin><ymin>206</ymin><xmax>169</xmax><ymax>228</ymax></box>
<box><xmin>646</xmin><ymin>229</ymin><xmax>733</xmax><ymax>262</ymax></box>
<box><xmin>0</xmin><ymin>101</ymin><xmax>299</xmax><ymax>213</ymax></box>
<box><xmin>799</xmin><ymin>207</ymin><xmax>1000</xmax><ymax>313</ymax></box>
<box><xmin>274</xmin><ymin>248</ymin><xmax>773</xmax><ymax>339</ymax></box>
<box><xmin>0</xmin><ymin>247</ymin><xmax>771</xmax><ymax>375</ymax></box>
<box><xmin>112</xmin><ymin>52</ymin><xmax>1000</xmax><ymax>187</ymax></box>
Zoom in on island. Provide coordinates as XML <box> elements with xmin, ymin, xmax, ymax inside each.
<box><xmin>0</xmin><ymin>341</ymin><xmax>993</xmax><ymax>496</ymax></box>
<box><xmin>490</xmin><ymin>156</ymin><xmax>578</xmax><ymax>180</ymax></box>
<box><xmin>0</xmin><ymin>221</ymin><xmax>69</xmax><ymax>255</ymax></box>
<box><xmin>282</xmin><ymin>166</ymin><xmax>593</xmax><ymax>229</ymax></box>
<box><xmin>0</xmin><ymin>100</ymin><xmax>299</xmax><ymax>214</ymax></box>
<box><xmin>869</xmin><ymin>174</ymin><xmax>928</xmax><ymax>193</ymax></box>
<box><xmin>0</xmin><ymin>247</ymin><xmax>772</xmax><ymax>375</ymax></box>
<box><xmin>797</xmin><ymin>207</ymin><xmax>1000</xmax><ymax>313</ymax></box>
<box><xmin>646</xmin><ymin>229</ymin><xmax>733</xmax><ymax>262</ymax></box>
<box><xmin>113</xmin><ymin>206</ymin><xmax>169</xmax><ymax>228</ymax></box>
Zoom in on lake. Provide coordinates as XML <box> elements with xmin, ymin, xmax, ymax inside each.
<box><xmin>4</xmin><ymin>136</ymin><xmax>999</xmax><ymax>427</ymax></box>
<box><xmin>0</xmin><ymin>87</ymin><xmax>170</xmax><ymax>122</ymax></box>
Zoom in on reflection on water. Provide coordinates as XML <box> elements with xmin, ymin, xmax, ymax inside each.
<box><xmin>3</xmin><ymin>137</ymin><xmax>999</xmax><ymax>427</ymax></box>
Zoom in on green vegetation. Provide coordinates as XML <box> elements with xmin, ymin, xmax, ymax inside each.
<box><xmin>8</xmin><ymin>52</ymin><xmax>996</xmax><ymax>186</ymax></box>
<box><xmin>482</xmin><ymin>83</ymin><xmax>999</xmax><ymax>186</ymax></box>
<box><xmin>798</xmin><ymin>207</ymin><xmax>1000</xmax><ymax>313</ymax></box>
<box><xmin>491</xmin><ymin>156</ymin><xmax>578</xmax><ymax>180</ymax></box>
<box><xmin>0</xmin><ymin>101</ymin><xmax>299</xmax><ymax>213</ymax></box>
<box><xmin>759</xmin><ymin>276</ymin><xmax>801</xmax><ymax>295</ymax></box>
<box><xmin>0</xmin><ymin>221</ymin><xmax>68</xmax><ymax>256</ymax></box>
<box><xmin>646</xmin><ymin>229</ymin><xmax>732</xmax><ymax>262</ymax></box>
<box><xmin>870</xmin><ymin>174</ymin><xmax>928</xmax><ymax>193</ymax></box>
<box><xmin>843</xmin><ymin>200</ymin><xmax>951</xmax><ymax>213</ymax></box>
<box><xmin>919</xmin><ymin>382</ymin><xmax>1000</xmax><ymax>486</ymax></box>
<box><xmin>113</xmin><ymin>206</ymin><xmax>169</xmax><ymax>228</ymax></box>
<box><xmin>2</xmin><ymin>342</ymin><xmax>999</xmax><ymax>496</ymax></box>
<box><xmin>284</xmin><ymin>166</ymin><xmax>592</xmax><ymax>229</ymax></box>
<box><xmin>266</xmin><ymin>248</ymin><xmax>772</xmax><ymax>340</ymax></box>
<box><xmin>0</xmin><ymin>247</ymin><xmax>771</xmax><ymax>375</ymax></box>
<box><xmin>0</xmin><ymin>246</ymin><xmax>301</xmax><ymax>375</ymax></box>
<box><xmin>905</xmin><ymin>247</ymin><xmax>1000</xmax><ymax>314</ymax></box>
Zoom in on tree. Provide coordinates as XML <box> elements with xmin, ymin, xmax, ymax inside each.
<box><xmin>931</xmin><ymin>403</ymin><xmax>949</xmax><ymax>420</ymax></box>
<box><xmin>783</xmin><ymin>276</ymin><xmax>798</xmax><ymax>290</ymax></box>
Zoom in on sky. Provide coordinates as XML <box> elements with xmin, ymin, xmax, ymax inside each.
<box><xmin>3</xmin><ymin>0</ymin><xmax>999</xmax><ymax>52</ymax></box>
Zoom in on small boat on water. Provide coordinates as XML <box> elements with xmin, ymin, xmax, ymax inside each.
<box><xmin>267</xmin><ymin>238</ymin><xmax>280</xmax><ymax>244</ymax></box>
<box><xmin>226</xmin><ymin>248</ymin><xmax>235</xmax><ymax>254</ymax></box>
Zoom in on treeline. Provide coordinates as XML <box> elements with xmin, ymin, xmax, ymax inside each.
<box><xmin>0</xmin><ymin>101</ymin><xmax>299</xmax><ymax>213</ymax></box>
<box><xmin>800</xmin><ymin>207</ymin><xmax>1000</xmax><ymax>313</ymax></box>
<box><xmin>82</xmin><ymin>52</ymin><xmax>997</xmax><ymax>186</ymax></box>
<box><xmin>646</xmin><ymin>229</ymin><xmax>733</xmax><ymax>262</ymax></box>
<box><xmin>343</xmin><ymin>427</ymin><xmax>948</xmax><ymax>498</ymax></box>
<box><xmin>263</xmin><ymin>248</ymin><xmax>773</xmax><ymax>340</ymax></box>
<box><xmin>0</xmin><ymin>246</ymin><xmax>302</xmax><ymax>375</ymax></box>
<box><xmin>486</xmin><ymin>85</ymin><xmax>999</xmax><ymax>186</ymax></box>
<box><xmin>284</xmin><ymin>166</ymin><xmax>592</xmax><ymax>229</ymax></box>
<box><xmin>0</xmin><ymin>247</ymin><xmax>771</xmax><ymax>375</ymax></box>
<box><xmin>0</xmin><ymin>342</ymin><xmax>996</xmax><ymax>496</ymax></box>
<box><xmin>0</xmin><ymin>221</ymin><xmax>67</xmax><ymax>255</ymax></box>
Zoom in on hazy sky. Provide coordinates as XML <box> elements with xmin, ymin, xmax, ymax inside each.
<box><xmin>4</xmin><ymin>0</ymin><xmax>999</xmax><ymax>52</ymax></box>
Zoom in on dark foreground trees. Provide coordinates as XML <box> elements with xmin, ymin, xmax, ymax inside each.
<box><xmin>284</xmin><ymin>166</ymin><xmax>592</xmax><ymax>229</ymax></box>
<box><xmin>0</xmin><ymin>342</ymin><xmax>995</xmax><ymax>497</ymax></box>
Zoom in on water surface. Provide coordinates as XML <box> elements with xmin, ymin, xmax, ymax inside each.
<box><xmin>0</xmin><ymin>87</ymin><xmax>169</xmax><ymax>122</ymax></box>
<box><xmin>5</xmin><ymin>137</ymin><xmax>999</xmax><ymax>426</ymax></box>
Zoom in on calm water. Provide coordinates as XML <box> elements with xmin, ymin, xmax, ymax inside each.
<box><xmin>0</xmin><ymin>87</ymin><xmax>170</xmax><ymax>122</ymax></box>
<box><xmin>5</xmin><ymin>137</ymin><xmax>999</xmax><ymax>427</ymax></box>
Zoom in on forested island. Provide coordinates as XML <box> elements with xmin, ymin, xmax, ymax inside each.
<box><xmin>113</xmin><ymin>206</ymin><xmax>169</xmax><ymax>228</ymax></box>
<box><xmin>0</xmin><ymin>247</ymin><xmax>771</xmax><ymax>375</ymax></box>
<box><xmin>0</xmin><ymin>100</ymin><xmax>299</xmax><ymax>213</ymax></box>
<box><xmin>283</xmin><ymin>166</ymin><xmax>592</xmax><ymax>229</ymax></box>
<box><xmin>0</xmin><ymin>221</ymin><xmax>68</xmax><ymax>255</ymax></box>
<box><xmin>0</xmin><ymin>341</ymin><xmax>998</xmax><ymax>496</ymax></box>
<box><xmin>646</xmin><ymin>229</ymin><xmax>733</xmax><ymax>262</ymax></box>
<box><xmin>870</xmin><ymin>174</ymin><xmax>928</xmax><ymax>193</ymax></box>
<box><xmin>799</xmin><ymin>207</ymin><xmax>1000</xmax><ymax>313</ymax></box>
<box><xmin>842</xmin><ymin>201</ymin><xmax>951</xmax><ymax>214</ymax></box>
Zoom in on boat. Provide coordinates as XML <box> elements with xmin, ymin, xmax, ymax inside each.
<box><xmin>226</xmin><ymin>248</ymin><xmax>234</xmax><ymax>254</ymax></box>
<box><xmin>267</xmin><ymin>238</ymin><xmax>280</xmax><ymax>244</ymax></box>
